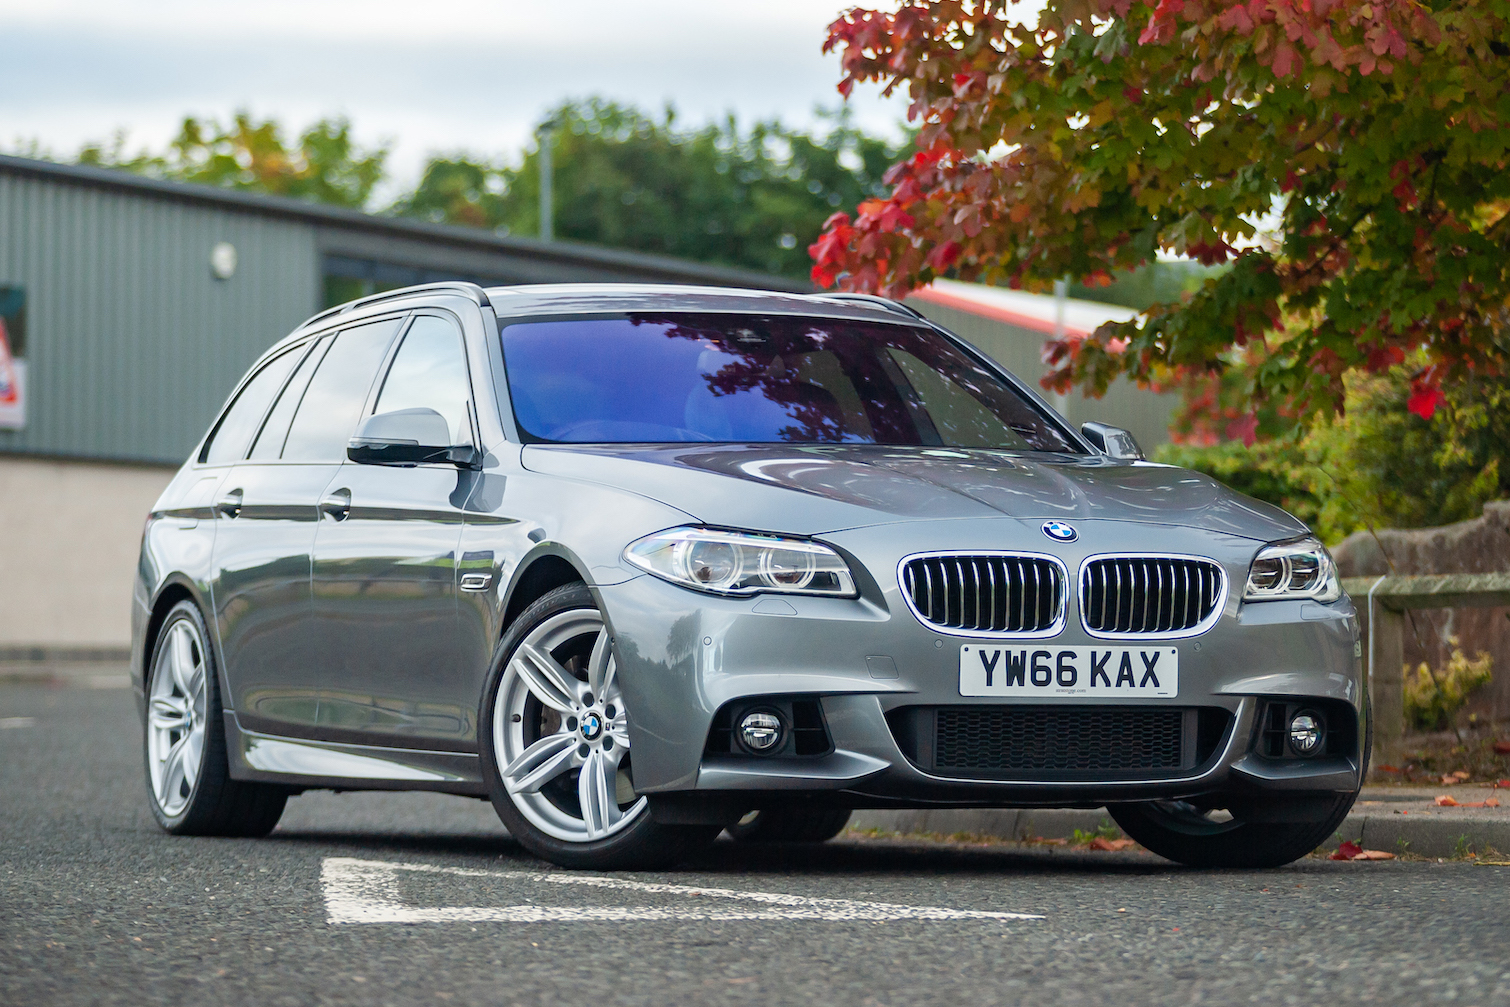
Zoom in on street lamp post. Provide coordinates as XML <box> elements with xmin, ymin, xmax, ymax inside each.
<box><xmin>537</xmin><ymin>119</ymin><xmax>557</xmax><ymax>242</ymax></box>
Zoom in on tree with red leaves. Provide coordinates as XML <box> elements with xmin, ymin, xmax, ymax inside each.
<box><xmin>810</xmin><ymin>0</ymin><xmax>1510</xmax><ymax>433</ymax></box>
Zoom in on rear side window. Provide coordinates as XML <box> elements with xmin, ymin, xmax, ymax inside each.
<box><xmin>201</xmin><ymin>345</ymin><xmax>303</xmax><ymax>465</ymax></box>
<box><xmin>372</xmin><ymin>315</ymin><xmax>473</xmax><ymax>445</ymax></box>
<box><xmin>281</xmin><ymin>318</ymin><xmax>402</xmax><ymax>462</ymax></box>
<box><xmin>248</xmin><ymin>336</ymin><xmax>329</xmax><ymax>461</ymax></box>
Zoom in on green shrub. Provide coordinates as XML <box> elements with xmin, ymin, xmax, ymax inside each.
<box><xmin>1404</xmin><ymin>643</ymin><xmax>1494</xmax><ymax>733</ymax></box>
<box><xmin>1153</xmin><ymin>366</ymin><xmax>1509</xmax><ymax>544</ymax></box>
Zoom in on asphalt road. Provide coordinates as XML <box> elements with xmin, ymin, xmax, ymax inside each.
<box><xmin>2</xmin><ymin>681</ymin><xmax>1507</xmax><ymax>1007</ymax></box>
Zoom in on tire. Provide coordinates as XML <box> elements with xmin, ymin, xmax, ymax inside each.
<box><xmin>1109</xmin><ymin>698</ymin><xmax>1371</xmax><ymax>869</ymax></box>
<box><xmin>727</xmin><ymin>808</ymin><xmax>852</xmax><ymax>844</ymax></box>
<box><xmin>143</xmin><ymin>600</ymin><xmax>287</xmax><ymax>837</ymax></box>
<box><xmin>479</xmin><ymin>584</ymin><xmax>720</xmax><ymax>870</ymax></box>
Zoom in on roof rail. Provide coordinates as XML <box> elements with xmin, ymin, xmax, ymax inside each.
<box><xmin>809</xmin><ymin>291</ymin><xmax>928</xmax><ymax>321</ymax></box>
<box><xmin>296</xmin><ymin>281</ymin><xmax>492</xmax><ymax>331</ymax></box>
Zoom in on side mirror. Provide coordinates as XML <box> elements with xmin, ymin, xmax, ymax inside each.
<box><xmin>1081</xmin><ymin>421</ymin><xmax>1145</xmax><ymax>461</ymax></box>
<box><xmin>347</xmin><ymin>408</ymin><xmax>479</xmax><ymax>468</ymax></box>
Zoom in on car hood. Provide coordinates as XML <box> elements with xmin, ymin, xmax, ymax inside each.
<box><xmin>519</xmin><ymin>443</ymin><xmax>1308</xmax><ymax>541</ymax></box>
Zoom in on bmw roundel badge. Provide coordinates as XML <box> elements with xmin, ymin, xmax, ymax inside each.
<box><xmin>1042</xmin><ymin>521</ymin><xmax>1078</xmax><ymax>543</ymax></box>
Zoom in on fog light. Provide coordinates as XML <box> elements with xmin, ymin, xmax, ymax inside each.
<box><xmin>739</xmin><ymin>711</ymin><xmax>785</xmax><ymax>753</ymax></box>
<box><xmin>1288</xmin><ymin>711</ymin><xmax>1324</xmax><ymax>755</ymax></box>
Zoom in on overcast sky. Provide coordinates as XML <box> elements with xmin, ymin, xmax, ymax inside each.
<box><xmin>1</xmin><ymin>0</ymin><xmax>918</xmax><ymax>199</ymax></box>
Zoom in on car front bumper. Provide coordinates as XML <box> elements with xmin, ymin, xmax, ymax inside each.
<box><xmin>599</xmin><ymin>518</ymin><xmax>1366</xmax><ymax>811</ymax></box>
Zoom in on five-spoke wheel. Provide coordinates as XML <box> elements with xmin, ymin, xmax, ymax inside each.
<box><xmin>142</xmin><ymin>600</ymin><xmax>287</xmax><ymax>836</ymax></box>
<box><xmin>146</xmin><ymin>617</ymin><xmax>209</xmax><ymax>817</ymax></box>
<box><xmin>481</xmin><ymin>584</ymin><xmax>719</xmax><ymax>869</ymax></box>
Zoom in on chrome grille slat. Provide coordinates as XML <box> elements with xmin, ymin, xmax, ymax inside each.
<box><xmin>902</xmin><ymin>555</ymin><xmax>1063</xmax><ymax>635</ymax></box>
<box><xmin>1081</xmin><ymin>556</ymin><xmax>1224</xmax><ymax>635</ymax></box>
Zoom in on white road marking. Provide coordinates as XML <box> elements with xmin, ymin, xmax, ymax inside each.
<box><xmin>0</xmin><ymin>717</ymin><xmax>37</xmax><ymax>729</ymax></box>
<box><xmin>321</xmin><ymin>857</ymin><xmax>1044</xmax><ymax>925</ymax></box>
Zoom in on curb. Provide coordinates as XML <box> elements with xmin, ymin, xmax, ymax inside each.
<box><xmin>850</xmin><ymin>806</ymin><xmax>1510</xmax><ymax>860</ymax></box>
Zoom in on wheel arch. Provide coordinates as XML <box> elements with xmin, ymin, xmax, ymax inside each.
<box><xmin>141</xmin><ymin>578</ymin><xmax>214</xmax><ymax>706</ymax></box>
<box><xmin>498</xmin><ymin>547</ymin><xmax>593</xmax><ymax>641</ymax></box>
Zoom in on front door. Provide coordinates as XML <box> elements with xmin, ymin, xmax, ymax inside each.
<box><xmin>308</xmin><ymin>313</ymin><xmax>481</xmax><ymax>749</ymax></box>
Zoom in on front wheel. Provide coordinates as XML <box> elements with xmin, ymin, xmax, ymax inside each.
<box><xmin>1107</xmin><ymin>795</ymin><xmax>1357</xmax><ymax>868</ymax></box>
<box><xmin>479</xmin><ymin>584</ymin><xmax>719</xmax><ymax>870</ymax></box>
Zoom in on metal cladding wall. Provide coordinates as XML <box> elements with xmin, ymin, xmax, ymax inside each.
<box><xmin>0</xmin><ymin>168</ymin><xmax>319</xmax><ymax>465</ymax></box>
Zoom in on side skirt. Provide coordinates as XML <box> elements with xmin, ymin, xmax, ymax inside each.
<box><xmin>224</xmin><ymin>712</ymin><xmax>487</xmax><ymax>795</ymax></box>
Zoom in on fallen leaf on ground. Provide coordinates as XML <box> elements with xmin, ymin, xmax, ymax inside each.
<box><xmin>1439</xmin><ymin>796</ymin><xmax>1500</xmax><ymax>808</ymax></box>
<box><xmin>1437</xmin><ymin>795</ymin><xmax>1460</xmax><ymax>806</ymax></box>
<box><xmin>1330</xmin><ymin>840</ymin><xmax>1363</xmax><ymax>860</ymax></box>
<box><xmin>1442</xmin><ymin>770</ymin><xmax>1471</xmax><ymax>784</ymax></box>
<box><xmin>1330</xmin><ymin>841</ymin><xmax>1395</xmax><ymax>861</ymax></box>
<box><xmin>1087</xmin><ymin>837</ymin><xmax>1136</xmax><ymax>851</ymax></box>
<box><xmin>1491</xmin><ymin>741</ymin><xmax>1510</xmax><ymax>755</ymax></box>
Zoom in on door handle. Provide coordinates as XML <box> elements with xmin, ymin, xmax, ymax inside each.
<box><xmin>215</xmin><ymin>489</ymin><xmax>243</xmax><ymax>519</ymax></box>
<box><xmin>319</xmin><ymin>488</ymin><xmax>352</xmax><ymax>522</ymax></box>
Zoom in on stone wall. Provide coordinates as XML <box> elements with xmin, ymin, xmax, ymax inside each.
<box><xmin>1333</xmin><ymin>501</ymin><xmax>1510</xmax><ymax>725</ymax></box>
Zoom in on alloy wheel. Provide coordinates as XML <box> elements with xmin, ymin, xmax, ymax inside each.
<box><xmin>492</xmin><ymin>608</ymin><xmax>647</xmax><ymax>843</ymax></box>
<box><xmin>147</xmin><ymin>619</ymin><xmax>209</xmax><ymax>817</ymax></box>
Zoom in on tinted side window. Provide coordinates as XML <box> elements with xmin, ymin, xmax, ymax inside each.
<box><xmin>281</xmin><ymin>318</ymin><xmax>402</xmax><ymax>462</ymax></box>
<box><xmin>372</xmin><ymin>315</ymin><xmax>472</xmax><ymax>444</ymax></box>
<box><xmin>248</xmin><ymin>336</ymin><xmax>329</xmax><ymax>461</ymax></box>
<box><xmin>201</xmin><ymin>346</ymin><xmax>303</xmax><ymax>465</ymax></box>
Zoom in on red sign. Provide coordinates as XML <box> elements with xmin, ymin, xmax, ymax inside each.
<box><xmin>0</xmin><ymin>316</ymin><xmax>23</xmax><ymax>428</ymax></box>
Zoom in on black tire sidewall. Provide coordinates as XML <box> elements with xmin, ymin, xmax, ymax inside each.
<box><xmin>477</xmin><ymin>583</ymin><xmax>715</xmax><ymax>870</ymax></box>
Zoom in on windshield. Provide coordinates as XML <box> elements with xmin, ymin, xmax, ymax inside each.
<box><xmin>500</xmin><ymin>313</ymin><xmax>1080</xmax><ymax>452</ymax></box>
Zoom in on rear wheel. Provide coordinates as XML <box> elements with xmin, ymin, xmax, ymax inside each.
<box><xmin>144</xmin><ymin>601</ymin><xmax>287</xmax><ymax>837</ymax></box>
<box><xmin>479</xmin><ymin>584</ymin><xmax>720</xmax><ymax>869</ymax></box>
<box><xmin>727</xmin><ymin>808</ymin><xmax>852</xmax><ymax>844</ymax></box>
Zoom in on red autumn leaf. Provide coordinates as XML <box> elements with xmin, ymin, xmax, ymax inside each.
<box><xmin>1330</xmin><ymin>840</ymin><xmax>1363</xmax><ymax>860</ymax></box>
<box><xmin>1406</xmin><ymin>383</ymin><xmax>1446</xmax><ymax>420</ymax></box>
<box><xmin>1491</xmin><ymin>741</ymin><xmax>1510</xmax><ymax>755</ymax></box>
<box><xmin>1436</xmin><ymin>795</ymin><xmax>1459</xmax><ymax>806</ymax></box>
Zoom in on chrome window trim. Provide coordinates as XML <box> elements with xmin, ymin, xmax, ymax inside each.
<box><xmin>1076</xmin><ymin>552</ymin><xmax>1228</xmax><ymax>640</ymax></box>
<box><xmin>896</xmin><ymin>550</ymin><xmax>1070</xmax><ymax>639</ymax></box>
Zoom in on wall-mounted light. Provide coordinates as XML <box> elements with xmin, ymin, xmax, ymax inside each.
<box><xmin>210</xmin><ymin>242</ymin><xmax>238</xmax><ymax>281</ymax></box>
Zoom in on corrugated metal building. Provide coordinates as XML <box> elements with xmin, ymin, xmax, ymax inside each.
<box><xmin>0</xmin><ymin>153</ymin><xmax>1174</xmax><ymax>651</ymax></box>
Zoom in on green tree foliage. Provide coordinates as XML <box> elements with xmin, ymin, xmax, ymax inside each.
<box><xmin>1155</xmin><ymin>364</ymin><xmax>1510</xmax><ymax>541</ymax></box>
<box><xmin>77</xmin><ymin>113</ymin><xmax>388</xmax><ymax>210</ymax></box>
<box><xmin>390</xmin><ymin>99</ymin><xmax>909</xmax><ymax>279</ymax></box>
<box><xmin>811</xmin><ymin>0</ymin><xmax>1510</xmax><ymax>424</ymax></box>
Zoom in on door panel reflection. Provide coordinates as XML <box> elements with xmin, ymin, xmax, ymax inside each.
<box><xmin>310</xmin><ymin>463</ymin><xmax>472</xmax><ymax>747</ymax></box>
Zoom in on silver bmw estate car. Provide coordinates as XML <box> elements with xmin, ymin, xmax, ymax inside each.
<box><xmin>133</xmin><ymin>281</ymin><xmax>1366</xmax><ymax>870</ymax></box>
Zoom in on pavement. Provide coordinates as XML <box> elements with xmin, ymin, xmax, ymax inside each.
<box><xmin>4</xmin><ymin>674</ymin><xmax>1510</xmax><ymax>1006</ymax></box>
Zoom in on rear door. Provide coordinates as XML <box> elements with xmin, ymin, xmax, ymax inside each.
<box><xmin>309</xmin><ymin>312</ymin><xmax>480</xmax><ymax>749</ymax></box>
<box><xmin>213</xmin><ymin>317</ymin><xmax>404</xmax><ymax>738</ymax></box>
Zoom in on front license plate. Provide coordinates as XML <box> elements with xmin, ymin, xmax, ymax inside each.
<box><xmin>959</xmin><ymin>644</ymin><xmax>1178</xmax><ymax>698</ymax></box>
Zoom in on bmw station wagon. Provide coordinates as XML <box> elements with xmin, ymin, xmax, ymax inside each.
<box><xmin>133</xmin><ymin>282</ymin><xmax>1367</xmax><ymax>869</ymax></box>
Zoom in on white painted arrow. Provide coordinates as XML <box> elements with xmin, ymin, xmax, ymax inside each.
<box><xmin>321</xmin><ymin>857</ymin><xmax>1044</xmax><ymax>924</ymax></box>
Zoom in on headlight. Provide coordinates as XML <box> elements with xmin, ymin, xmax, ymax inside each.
<box><xmin>623</xmin><ymin>527</ymin><xmax>857</xmax><ymax>598</ymax></box>
<box><xmin>1243</xmin><ymin>537</ymin><xmax>1340</xmax><ymax>602</ymax></box>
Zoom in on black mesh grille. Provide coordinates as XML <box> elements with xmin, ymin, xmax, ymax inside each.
<box><xmin>902</xmin><ymin>555</ymin><xmax>1062</xmax><ymax>633</ymax></box>
<box><xmin>934</xmin><ymin>706</ymin><xmax>1185</xmax><ymax>772</ymax></box>
<box><xmin>1080</xmin><ymin>557</ymin><xmax>1223</xmax><ymax>634</ymax></box>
